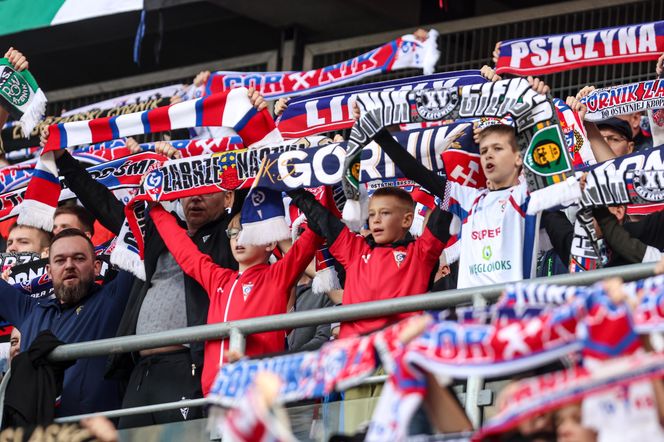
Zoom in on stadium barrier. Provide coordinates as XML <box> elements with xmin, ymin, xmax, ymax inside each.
<box><xmin>49</xmin><ymin>262</ymin><xmax>657</xmax><ymax>424</ymax></box>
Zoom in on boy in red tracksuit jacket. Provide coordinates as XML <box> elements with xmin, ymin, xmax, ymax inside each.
<box><xmin>149</xmin><ymin>204</ymin><xmax>323</xmax><ymax>395</ymax></box>
<box><xmin>288</xmin><ymin>186</ymin><xmax>455</xmax><ymax>339</ymax></box>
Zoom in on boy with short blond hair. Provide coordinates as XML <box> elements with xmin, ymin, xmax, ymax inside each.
<box><xmin>149</xmin><ymin>206</ymin><xmax>322</xmax><ymax>395</ymax></box>
<box><xmin>289</xmin><ymin>185</ymin><xmax>454</xmax><ymax>339</ymax></box>
<box><xmin>373</xmin><ymin>122</ymin><xmax>538</xmax><ymax>289</ymax></box>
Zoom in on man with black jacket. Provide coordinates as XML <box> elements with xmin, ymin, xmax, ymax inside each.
<box><xmin>53</xmin><ymin>146</ymin><xmax>245</xmax><ymax>428</ymax></box>
<box><xmin>541</xmin><ymin>207</ymin><xmax>664</xmax><ymax>270</ymax></box>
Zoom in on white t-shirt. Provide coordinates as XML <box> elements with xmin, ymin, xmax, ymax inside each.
<box><xmin>583</xmin><ymin>380</ymin><xmax>664</xmax><ymax>442</ymax></box>
<box><xmin>442</xmin><ymin>179</ymin><xmax>540</xmax><ymax>288</ymax></box>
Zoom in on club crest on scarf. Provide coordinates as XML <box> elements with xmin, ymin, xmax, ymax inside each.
<box><xmin>143</xmin><ymin>169</ymin><xmax>165</xmax><ymax>201</ymax></box>
<box><xmin>276</xmin><ymin>71</ymin><xmax>487</xmax><ymax>138</ymax></box>
<box><xmin>410</xmin><ymin>88</ymin><xmax>460</xmax><ymax>121</ymax></box>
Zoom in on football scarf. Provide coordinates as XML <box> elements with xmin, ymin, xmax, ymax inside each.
<box><xmin>499</xmin><ymin>275</ymin><xmax>664</xmax><ymax>335</ymax></box>
<box><xmin>342</xmin><ymin>78</ymin><xmax>574</xmax><ymax>220</ymax></box>
<box><xmin>581</xmin><ymin>143</ymin><xmax>664</xmax><ymax>216</ymax></box>
<box><xmin>213</xmin><ymin>382</ymin><xmax>296</xmax><ymax>442</ymax></box>
<box><xmin>16</xmin><ymin>88</ymin><xmax>280</xmax><ymax>231</ymax></box>
<box><xmin>0</xmin><ymin>162</ymin><xmax>37</xmax><ymax>193</ymax></box>
<box><xmin>0</xmin><ymin>152</ymin><xmax>165</xmax><ymax>223</ymax></box>
<box><xmin>60</xmin><ymin>83</ymin><xmax>184</xmax><ymax>117</ymax></box>
<box><xmin>0</xmin><ymin>252</ymin><xmax>40</xmax><ymax>273</ymax></box>
<box><xmin>240</xmin><ymin>122</ymin><xmax>482</xmax><ymax>242</ymax></box>
<box><xmin>475</xmin><ymin>351</ymin><xmax>664</xmax><ymax>441</ymax></box>
<box><xmin>360</xmin><ymin>122</ymin><xmax>484</xmax><ymax>187</ymax></box>
<box><xmin>276</xmin><ymin>70</ymin><xmax>487</xmax><ymax>138</ymax></box>
<box><xmin>207</xmin><ymin>319</ymin><xmax>422</xmax><ymax>407</ymax></box>
<box><xmin>1</xmin><ymin>84</ymin><xmax>179</xmax><ymax>151</ymax></box>
<box><xmin>42</xmin><ymin>88</ymin><xmax>280</xmax><ymax>151</ymax></box>
<box><xmin>526</xmin><ymin>145</ymin><xmax>664</xmax><ymax>270</ymax></box>
<box><xmin>209</xmin><ymin>282</ymin><xmax>651</xmax><ymax>431</ymax></box>
<box><xmin>648</xmin><ymin>109</ymin><xmax>664</xmax><ymax>148</ymax></box>
<box><xmin>580</xmin><ymin>79</ymin><xmax>664</xmax><ymax>122</ymax></box>
<box><xmin>568</xmin><ymin>208</ymin><xmax>609</xmax><ymax>272</ymax></box>
<box><xmin>365</xmin><ymin>349</ymin><xmax>428</xmax><ymax>442</ymax></box>
<box><xmin>494</xmin><ymin>20</ymin><xmax>664</xmax><ymax>76</ymax></box>
<box><xmin>553</xmin><ymin>98</ymin><xmax>595</xmax><ymax>168</ymax></box>
<box><xmin>191</xmin><ymin>30</ymin><xmax>440</xmax><ymax>101</ymax></box>
<box><xmin>6</xmin><ymin>257</ymin><xmax>54</xmax><ymax>301</ymax></box>
<box><xmin>0</xmin><ymin>58</ymin><xmax>47</xmax><ymax>138</ymax></box>
<box><xmin>0</xmin><ymin>138</ymin><xmax>233</xmax><ymax>194</ymax></box>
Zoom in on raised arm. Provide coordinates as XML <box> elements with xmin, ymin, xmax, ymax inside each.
<box><xmin>287</xmin><ymin>189</ymin><xmax>368</xmax><ymax>268</ymax></box>
<box><xmin>0</xmin><ymin>48</ymin><xmax>30</xmax><ymax>131</ymax></box>
<box><xmin>373</xmin><ymin>129</ymin><xmax>447</xmax><ymax>199</ymax></box>
<box><xmin>541</xmin><ymin>210</ymin><xmax>574</xmax><ymax>264</ymax></box>
<box><xmin>55</xmin><ymin>150</ymin><xmax>126</xmax><ymax>234</ymax></box>
<box><xmin>271</xmin><ymin>228</ymin><xmax>324</xmax><ymax>291</ymax></box>
<box><xmin>287</xmin><ymin>189</ymin><xmax>345</xmax><ymax>245</ymax></box>
<box><xmin>0</xmin><ymin>279</ymin><xmax>35</xmax><ymax>328</ymax></box>
<box><xmin>149</xmin><ymin>205</ymin><xmax>234</xmax><ymax>295</ymax></box>
<box><xmin>593</xmin><ymin>207</ymin><xmax>661</xmax><ymax>263</ymax></box>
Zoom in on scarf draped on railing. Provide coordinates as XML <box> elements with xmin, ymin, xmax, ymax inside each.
<box><xmin>275</xmin><ymin>71</ymin><xmax>487</xmax><ymax>138</ymax></box>
<box><xmin>185</xmin><ymin>30</ymin><xmax>440</xmax><ymax>101</ymax></box>
<box><xmin>494</xmin><ymin>20</ymin><xmax>664</xmax><ymax>76</ymax></box>
<box><xmin>0</xmin><ymin>58</ymin><xmax>47</xmax><ymax>138</ymax></box>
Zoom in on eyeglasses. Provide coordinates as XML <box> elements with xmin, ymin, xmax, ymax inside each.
<box><xmin>603</xmin><ymin>135</ymin><xmax>628</xmax><ymax>144</ymax></box>
<box><xmin>226</xmin><ymin>227</ymin><xmax>242</xmax><ymax>239</ymax></box>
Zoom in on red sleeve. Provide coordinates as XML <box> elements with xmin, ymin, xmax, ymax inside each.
<box><xmin>270</xmin><ymin>228</ymin><xmax>324</xmax><ymax>292</ymax></box>
<box><xmin>150</xmin><ymin>205</ymin><xmax>234</xmax><ymax>297</ymax></box>
<box><xmin>415</xmin><ymin>226</ymin><xmax>446</xmax><ymax>267</ymax></box>
<box><xmin>328</xmin><ymin>227</ymin><xmax>370</xmax><ymax>268</ymax></box>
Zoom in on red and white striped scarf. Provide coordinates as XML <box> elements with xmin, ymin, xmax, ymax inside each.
<box><xmin>16</xmin><ymin>88</ymin><xmax>281</xmax><ymax>231</ymax></box>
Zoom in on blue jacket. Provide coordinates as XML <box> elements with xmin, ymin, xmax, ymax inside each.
<box><xmin>0</xmin><ymin>270</ymin><xmax>134</xmax><ymax>417</ymax></box>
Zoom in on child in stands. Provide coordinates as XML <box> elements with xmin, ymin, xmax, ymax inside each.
<box><xmin>288</xmin><ymin>186</ymin><xmax>454</xmax><ymax>339</ymax></box>
<box><xmin>149</xmin><ymin>205</ymin><xmax>322</xmax><ymax>395</ymax></box>
<box><xmin>374</xmin><ymin>123</ymin><xmax>538</xmax><ymax>289</ymax></box>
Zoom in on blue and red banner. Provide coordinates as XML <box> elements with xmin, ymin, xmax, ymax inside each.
<box><xmin>495</xmin><ymin>21</ymin><xmax>664</xmax><ymax>76</ymax></box>
<box><xmin>194</xmin><ymin>31</ymin><xmax>440</xmax><ymax>101</ymax></box>
<box><xmin>276</xmin><ymin>71</ymin><xmax>486</xmax><ymax>138</ymax></box>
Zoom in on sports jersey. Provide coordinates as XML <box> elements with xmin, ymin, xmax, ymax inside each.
<box><xmin>288</xmin><ymin>188</ymin><xmax>453</xmax><ymax>339</ymax></box>
<box><xmin>150</xmin><ymin>206</ymin><xmax>322</xmax><ymax>395</ymax></box>
<box><xmin>373</xmin><ymin>129</ymin><xmax>541</xmax><ymax>289</ymax></box>
<box><xmin>443</xmin><ymin>179</ymin><xmax>540</xmax><ymax>288</ymax></box>
<box><xmin>330</xmin><ymin>226</ymin><xmax>446</xmax><ymax>339</ymax></box>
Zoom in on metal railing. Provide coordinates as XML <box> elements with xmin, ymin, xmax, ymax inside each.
<box><xmin>49</xmin><ymin>262</ymin><xmax>657</xmax><ymax>424</ymax></box>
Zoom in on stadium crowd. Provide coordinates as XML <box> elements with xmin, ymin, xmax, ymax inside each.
<box><xmin>0</xmin><ymin>20</ymin><xmax>662</xmax><ymax>442</ymax></box>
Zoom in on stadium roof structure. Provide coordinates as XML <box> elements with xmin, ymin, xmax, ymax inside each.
<box><xmin>0</xmin><ymin>0</ymin><xmax>568</xmax><ymax>90</ymax></box>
